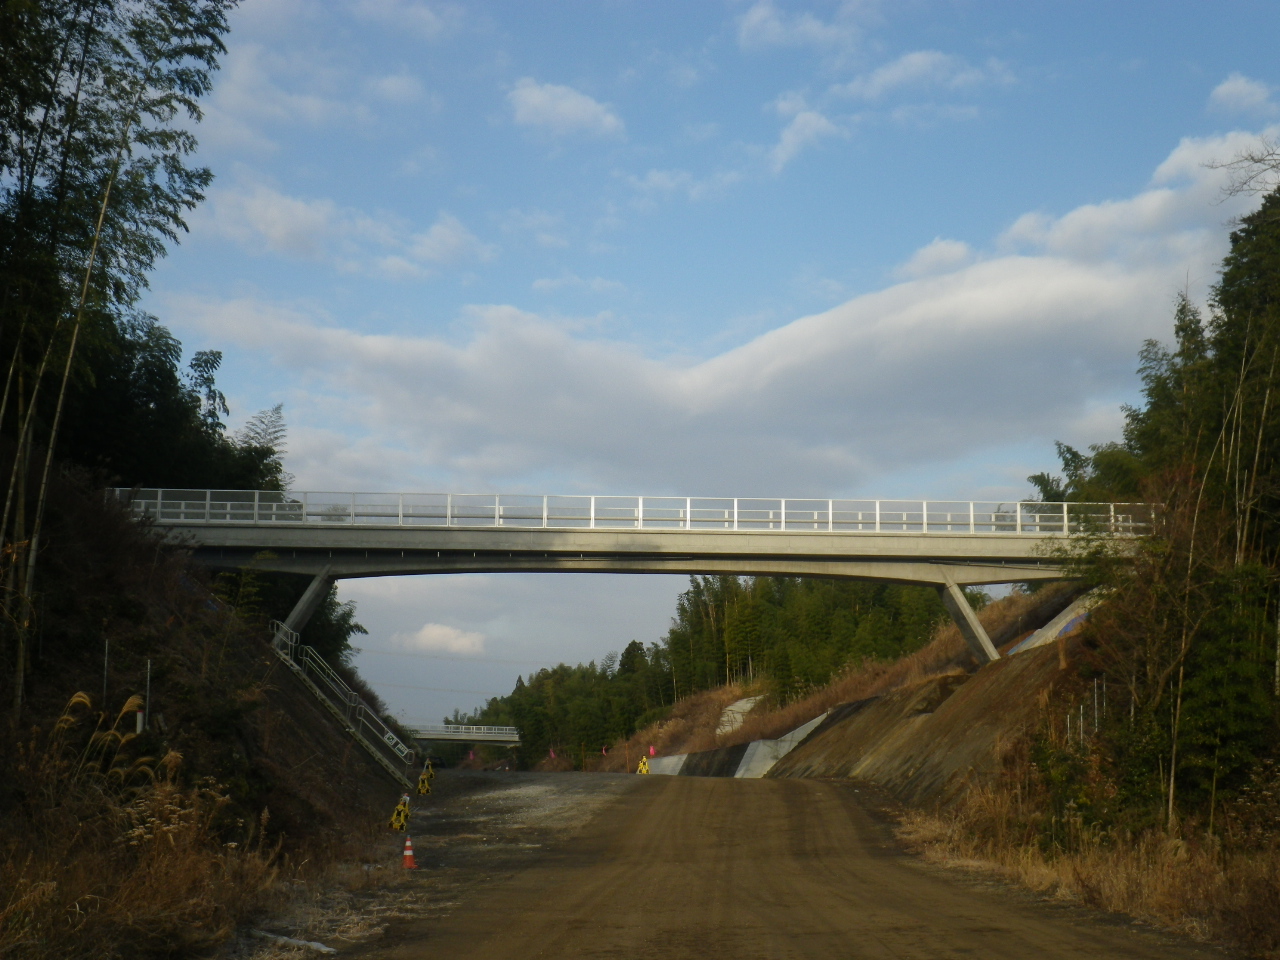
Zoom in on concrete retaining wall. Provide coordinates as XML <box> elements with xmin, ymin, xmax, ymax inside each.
<box><xmin>647</xmin><ymin>711</ymin><xmax>830</xmax><ymax>779</ymax></box>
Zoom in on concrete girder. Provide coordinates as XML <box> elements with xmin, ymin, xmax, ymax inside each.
<box><xmin>162</xmin><ymin>520</ymin><xmax>1072</xmax><ymax>587</ymax></box>
<box><xmin>190</xmin><ymin>548</ymin><xmax>1065</xmax><ymax>588</ymax></box>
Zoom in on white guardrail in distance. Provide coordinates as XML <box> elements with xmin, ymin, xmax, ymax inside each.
<box><xmin>407</xmin><ymin>724</ymin><xmax>521</xmax><ymax>743</ymax></box>
<box><xmin>268</xmin><ymin>620</ymin><xmax>416</xmax><ymax>782</ymax></box>
<box><xmin>112</xmin><ymin>489</ymin><xmax>1154</xmax><ymax>536</ymax></box>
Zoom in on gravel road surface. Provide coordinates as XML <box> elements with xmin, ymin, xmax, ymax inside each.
<box><xmin>351</xmin><ymin>773</ymin><xmax>1233</xmax><ymax>960</ymax></box>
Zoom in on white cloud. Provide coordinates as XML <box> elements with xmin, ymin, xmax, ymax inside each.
<box><xmin>737</xmin><ymin>0</ymin><xmax>862</xmax><ymax>51</ymax></box>
<box><xmin>199</xmin><ymin>45</ymin><xmax>372</xmax><ymax>153</ymax></box>
<box><xmin>834</xmin><ymin>50</ymin><xmax>1013</xmax><ymax>100</ymax></box>
<box><xmin>350</xmin><ymin>0</ymin><xmax>463</xmax><ymax>39</ymax></box>
<box><xmin>532</xmin><ymin>274</ymin><xmax>625</xmax><ymax>294</ymax></box>
<box><xmin>895</xmin><ymin>238</ymin><xmax>973</xmax><ymax>279</ymax></box>
<box><xmin>371</xmin><ymin>71</ymin><xmax>428</xmax><ymax>104</ymax></box>
<box><xmin>508</xmin><ymin>78</ymin><xmax>624</xmax><ymax>138</ymax></box>
<box><xmin>770</xmin><ymin>110</ymin><xmax>841</xmax><ymax>172</ymax></box>
<box><xmin>407</xmin><ymin>214</ymin><xmax>496</xmax><ymax>265</ymax></box>
<box><xmin>173</xmin><ymin>129</ymin><xmax>1269</xmax><ymax>499</ymax></box>
<box><xmin>203</xmin><ymin>183</ymin><xmax>493</xmax><ymax>275</ymax></box>
<box><xmin>626</xmin><ymin>167</ymin><xmax>743</xmax><ymax>201</ymax></box>
<box><xmin>1208</xmin><ymin>73</ymin><xmax>1277</xmax><ymax>117</ymax></box>
<box><xmin>391</xmin><ymin>622</ymin><xmax>486</xmax><ymax>655</ymax></box>
<box><xmin>501</xmin><ymin>208</ymin><xmax>568</xmax><ymax>248</ymax></box>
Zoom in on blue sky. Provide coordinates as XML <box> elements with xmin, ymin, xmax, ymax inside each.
<box><xmin>147</xmin><ymin>0</ymin><xmax>1280</xmax><ymax>722</ymax></box>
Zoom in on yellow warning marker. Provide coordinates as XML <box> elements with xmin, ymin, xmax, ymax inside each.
<box><xmin>637</xmin><ymin>756</ymin><xmax>650</xmax><ymax>774</ymax></box>
<box><xmin>388</xmin><ymin>793</ymin><xmax>411</xmax><ymax>831</ymax></box>
<box><xmin>424</xmin><ymin>759</ymin><xmax>436</xmax><ymax>780</ymax></box>
<box><xmin>416</xmin><ymin>765</ymin><xmax>433</xmax><ymax>796</ymax></box>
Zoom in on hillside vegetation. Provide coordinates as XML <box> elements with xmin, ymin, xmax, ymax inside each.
<box><xmin>462</xmin><ymin>574</ymin><xmax>985</xmax><ymax>768</ymax></box>
<box><xmin>898</xmin><ymin>175</ymin><xmax>1280</xmax><ymax>956</ymax></box>
<box><xmin>0</xmin><ymin>6</ymin><xmax>402</xmax><ymax>958</ymax></box>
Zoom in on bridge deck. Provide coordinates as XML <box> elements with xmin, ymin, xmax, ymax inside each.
<box><xmin>117</xmin><ymin>488</ymin><xmax>1149</xmax><ymax>586</ymax></box>
<box><xmin>408</xmin><ymin>724</ymin><xmax>521</xmax><ymax>744</ymax></box>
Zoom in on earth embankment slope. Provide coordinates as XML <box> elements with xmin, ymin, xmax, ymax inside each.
<box><xmin>0</xmin><ymin>480</ymin><xmax>402</xmax><ymax>959</ymax></box>
<box><xmin>769</xmin><ymin>641</ymin><xmax>1067</xmax><ymax>804</ymax></box>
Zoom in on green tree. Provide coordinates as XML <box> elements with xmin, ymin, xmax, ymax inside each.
<box><xmin>1034</xmin><ymin>182</ymin><xmax>1280</xmax><ymax>829</ymax></box>
<box><xmin>1</xmin><ymin>0</ymin><xmax>245</xmax><ymax>717</ymax></box>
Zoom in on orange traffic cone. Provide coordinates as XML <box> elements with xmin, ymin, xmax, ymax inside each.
<box><xmin>402</xmin><ymin>835</ymin><xmax>417</xmax><ymax>870</ymax></box>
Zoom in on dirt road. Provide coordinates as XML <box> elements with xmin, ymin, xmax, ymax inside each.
<box><xmin>351</xmin><ymin>774</ymin><xmax>1231</xmax><ymax>960</ymax></box>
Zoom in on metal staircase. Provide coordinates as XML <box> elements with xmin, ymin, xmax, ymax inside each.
<box><xmin>268</xmin><ymin>620</ymin><xmax>416</xmax><ymax>787</ymax></box>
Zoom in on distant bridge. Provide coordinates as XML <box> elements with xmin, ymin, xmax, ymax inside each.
<box><xmin>116</xmin><ymin>488</ymin><xmax>1151</xmax><ymax>665</ymax></box>
<box><xmin>407</xmin><ymin>724</ymin><xmax>521</xmax><ymax>745</ymax></box>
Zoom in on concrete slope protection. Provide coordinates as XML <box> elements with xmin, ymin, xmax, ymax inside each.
<box><xmin>354</xmin><ymin>776</ymin><xmax>1227</xmax><ymax>960</ymax></box>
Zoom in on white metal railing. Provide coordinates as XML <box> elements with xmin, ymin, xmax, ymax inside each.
<box><xmin>113</xmin><ymin>489</ymin><xmax>1154</xmax><ymax>536</ymax></box>
<box><xmin>407</xmin><ymin>724</ymin><xmax>521</xmax><ymax>742</ymax></box>
<box><xmin>269</xmin><ymin>620</ymin><xmax>416</xmax><ymax>774</ymax></box>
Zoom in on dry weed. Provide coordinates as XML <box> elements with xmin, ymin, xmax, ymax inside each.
<box><xmin>0</xmin><ymin>694</ymin><xmax>283</xmax><ymax>960</ymax></box>
<box><xmin>899</xmin><ymin>782</ymin><xmax>1280</xmax><ymax>956</ymax></box>
<box><xmin>599</xmin><ymin>586</ymin><xmax>1068</xmax><ymax>768</ymax></box>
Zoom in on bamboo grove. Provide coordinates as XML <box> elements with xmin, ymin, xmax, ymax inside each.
<box><xmin>1030</xmin><ymin>169</ymin><xmax>1280</xmax><ymax>831</ymax></box>
<box><xmin>0</xmin><ymin>1</ymin><xmax>295</xmax><ymax>720</ymax></box>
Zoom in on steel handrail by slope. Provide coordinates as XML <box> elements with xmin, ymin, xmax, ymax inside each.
<box><xmin>268</xmin><ymin>620</ymin><xmax>415</xmax><ymax>787</ymax></box>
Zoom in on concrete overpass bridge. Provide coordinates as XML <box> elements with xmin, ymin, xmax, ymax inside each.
<box><xmin>407</xmin><ymin>724</ymin><xmax>521</xmax><ymax>745</ymax></box>
<box><xmin>116</xmin><ymin>487</ymin><xmax>1151</xmax><ymax>666</ymax></box>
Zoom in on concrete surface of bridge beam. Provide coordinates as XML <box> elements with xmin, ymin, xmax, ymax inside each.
<box><xmin>189</xmin><ymin>547</ymin><xmax>1066</xmax><ymax>588</ymax></box>
<box><xmin>161</xmin><ymin>521</ymin><xmax>1073</xmax><ymax>588</ymax></box>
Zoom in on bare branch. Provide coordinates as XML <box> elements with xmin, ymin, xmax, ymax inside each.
<box><xmin>1207</xmin><ymin>134</ymin><xmax>1280</xmax><ymax>198</ymax></box>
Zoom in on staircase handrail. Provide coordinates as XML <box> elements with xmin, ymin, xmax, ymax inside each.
<box><xmin>269</xmin><ymin>620</ymin><xmax>416</xmax><ymax>777</ymax></box>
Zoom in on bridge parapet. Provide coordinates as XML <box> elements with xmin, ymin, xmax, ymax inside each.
<box><xmin>113</xmin><ymin>489</ymin><xmax>1153</xmax><ymax>537</ymax></box>
<box><xmin>407</xmin><ymin>724</ymin><xmax>521</xmax><ymax>744</ymax></box>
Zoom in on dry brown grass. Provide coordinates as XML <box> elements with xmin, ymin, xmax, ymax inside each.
<box><xmin>596</xmin><ymin>684</ymin><xmax>750</xmax><ymax>771</ymax></box>
<box><xmin>597</xmin><ymin>586</ymin><xmax>1073</xmax><ymax>770</ymax></box>
<box><xmin>0</xmin><ymin>693</ymin><xmax>284</xmax><ymax>960</ymax></box>
<box><xmin>899</xmin><ymin>782</ymin><xmax>1280</xmax><ymax>957</ymax></box>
